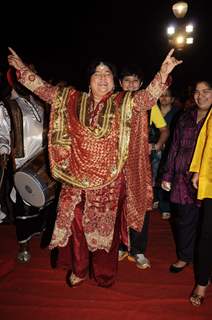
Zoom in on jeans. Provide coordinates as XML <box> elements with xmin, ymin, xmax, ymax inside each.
<box><xmin>151</xmin><ymin>150</ymin><xmax>162</xmax><ymax>186</ymax></box>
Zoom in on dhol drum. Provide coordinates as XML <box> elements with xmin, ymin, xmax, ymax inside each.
<box><xmin>14</xmin><ymin>150</ymin><xmax>57</xmax><ymax>208</ymax></box>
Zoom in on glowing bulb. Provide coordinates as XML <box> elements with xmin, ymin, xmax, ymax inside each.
<box><xmin>186</xmin><ymin>37</ymin><xmax>194</xmax><ymax>44</ymax></box>
<box><xmin>176</xmin><ymin>35</ymin><xmax>185</xmax><ymax>44</ymax></box>
<box><xmin>186</xmin><ymin>24</ymin><xmax>193</xmax><ymax>33</ymax></box>
<box><xmin>172</xmin><ymin>2</ymin><xmax>188</xmax><ymax>18</ymax></box>
<box><xmin>167</xmin><ymin>26</ymin><xmax>175</xmax><ymax>35</ymax></box>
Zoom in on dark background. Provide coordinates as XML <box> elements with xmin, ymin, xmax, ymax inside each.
<box><xmin>0</xmin><ymin>0</ymin><xmax>211</xmax><ymax>98</ymax></box>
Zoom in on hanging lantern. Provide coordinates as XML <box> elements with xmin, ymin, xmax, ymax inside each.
<box><xmin>172</xmin><ymin>2</ymin><xmax>188</xmax><ymax>18</ymax></box>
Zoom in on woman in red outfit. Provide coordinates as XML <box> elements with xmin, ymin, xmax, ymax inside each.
<box><xmin>8</xmin><ymin>47</ymin><xmax>182</xmax><ymax>287</ymax></box>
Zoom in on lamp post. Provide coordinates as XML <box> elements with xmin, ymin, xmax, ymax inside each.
<box><xmin>167</xmin><ymin>1</ymin><xmax>194</xmax><ymax>50</ymax></box>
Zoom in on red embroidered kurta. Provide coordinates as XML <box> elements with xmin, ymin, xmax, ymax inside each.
<box><xmin>17</xmin><ymin>68</ymin><xmax>168</xmax><ymax>252</ymax></box>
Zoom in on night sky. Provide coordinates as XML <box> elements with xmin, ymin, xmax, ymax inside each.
<box><xmin>1</xmin><ymin>0</ymin><xmax>211</xmax><ymax>97</ymax></box>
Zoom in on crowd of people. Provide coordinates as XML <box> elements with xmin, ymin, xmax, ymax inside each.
<box><xmin>0</xmin><ymin>47</ymin><xmax>211</xmax><ymax>306</ymax></box>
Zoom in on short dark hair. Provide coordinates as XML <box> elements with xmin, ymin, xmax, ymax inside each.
<box><xmin>195</xmin><ymin>80</ymin><xmax>212</xmax><ymax>89</ymax></box>
<box><xmin>86</xmin><ymin>59</ymin><xmax>118</xmax><ymax>90</ymax></box>
<box><xmin>0</xmin><ymin>72</ymin><xmax>11</xmax><ymax>99</ymax></box>
<box><xmin>119</xmin><ymin>64</ymin><xmax>144</xmax><ymax>82</ymax></box>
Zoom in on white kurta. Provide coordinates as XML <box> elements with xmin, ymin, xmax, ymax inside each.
<box><xmin>0</xmin><ymin>101</ymin><xmax>11</xmax><ymax>155</ymax></box>
<box><xmin>12</xmin><ymin>94</ymin><xmax>44</xmax><ymax>169</ymax></box>
<box><xmin>0</xmin><ymin>92</ymin><xmax>45</xmax><ymax>204</ymax></box>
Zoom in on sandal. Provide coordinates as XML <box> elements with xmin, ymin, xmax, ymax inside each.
<box><xmin>66</xmin><ymin>272</ymin><xmax>86</xmax><ymax>288</ymax></box>
<box><xmin>190</xmin><ymin>293</ymin><xmax>204</xmax><ymax>307</ymax></box>
<box><xmin>17</xmin><ymin>250</ymin><xmax>31</xmax><ymax>263</ymax></box>
<box><xmin>162</xmin><ymin>212</ymin><xmax>171</xmax><ymax>220</ymax></box>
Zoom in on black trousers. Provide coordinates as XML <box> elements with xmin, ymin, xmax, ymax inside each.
<box><xmin>119</xmin><ymin>213</ymin><xmax>150</xmax><ymax>255</ymax></box>
<box><xmin>0</xmin><ymin>161</ymin><xmax>15</xmax><ymax>223</ymax></box>
<box><xmin>171</xmin><ymin>203</ymin><xmax>200</xmax><ymax>263</ymax></box>
<box><xmin>1</xmin><ymin>158</ymin><xmax>59</xmax><ymax>246</ymax></box>
<box><xmin>129</xmin><ymin>213</ymin><xmax>150</xmax><ymax>255</ymax></box>
<box><xmin>195</xmin><ymin>198</ymin><xmax>212</xmax><ymax>286</ymax></box>
<box><xmin>15</xmin><ymin>189</ymin><xmax>58</xmax><ymax>246</ymax></box>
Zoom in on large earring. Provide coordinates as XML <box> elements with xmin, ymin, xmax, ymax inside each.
<box><xmin>88</xmin><ymin>86</ymin><xmax>91</xmax><ymax>96</ymax></box>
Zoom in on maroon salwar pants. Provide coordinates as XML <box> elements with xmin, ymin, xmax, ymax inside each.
<box><xmin>69</xmin><ymin>202</ymin><xmax>122</xmax><ymax>287</ymax></box>
<box><xmin>67</xmin><ymin>177</ymin><xmax>126</xmax><ymax>287</ymax></box>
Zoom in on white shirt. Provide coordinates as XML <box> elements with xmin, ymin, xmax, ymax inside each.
<box><xmin>12</xmin><ymin>93</ymin><xmax>44</xmax><ymax>169</ymax></box>
<box><xmin>0</xmin><ymin>101</ymin><xmax>11</xmax><ymax>155</ymax></box>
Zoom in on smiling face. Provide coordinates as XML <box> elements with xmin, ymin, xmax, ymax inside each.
<box><xmin>120</xmin><ymin>75</ymin><xmax>142</xmax><ymax>92</ymax></box>
<box><xmin>194</xmin><ymin>81</ymin><xmax>212</xmax><ymax>111</ymax></box>
<box><xmin>90</xmin><ymin>63</ymin><xmax>114</xmax><ymax>99</ymax></box>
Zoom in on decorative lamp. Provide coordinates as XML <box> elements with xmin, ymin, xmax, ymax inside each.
<box><xmin>172</xmin><ymin>2</ymin><xmax>188</xmax><ymax>18</ymax></box>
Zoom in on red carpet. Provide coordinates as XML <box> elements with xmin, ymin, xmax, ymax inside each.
<box><xmin>0</xmin><ymin>210</ymin><xmax>211</xmax><ymax>320</ymax></box>
<box><xmin>0</xmin><ymin>259</ymin><xmax>15</xmax><ymax>278</ymax></box>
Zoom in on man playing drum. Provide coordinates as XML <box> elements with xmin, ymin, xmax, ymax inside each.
<box><xmin>0</xmin><ymin>68</ymin><xmax>57</xmax><ymax>262</ymax></box>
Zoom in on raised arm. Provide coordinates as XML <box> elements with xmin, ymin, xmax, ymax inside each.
<box><xmin>134</xmin><ymin>49</ymin><xmax>182</xmax><ymax>110</ymax></box>
<box><xmin>7</xmin><ymin>47</ymin><xmax>58</xmax><ymax>105</ymax></box>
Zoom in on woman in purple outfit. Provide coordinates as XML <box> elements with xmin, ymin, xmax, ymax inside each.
<box><xmin>161</xmin><ymin>81</ymin><xmax>211</xmax><ymax>273</ymax></box>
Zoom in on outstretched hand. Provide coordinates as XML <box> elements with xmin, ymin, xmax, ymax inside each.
<box><xmin>160</xmin><ymin>48</ymin><xmax>183</xmax><ymax>76</ymax></box>
<box><xmin>8</xmin><ymin>47</ymin><xmax>25</xmax><ymax>71</ymax></box>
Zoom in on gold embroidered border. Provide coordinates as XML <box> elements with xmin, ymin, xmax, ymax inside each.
<box><xmin>54</xmin><ymin>87</ymin><xmax>72</xmax><ymax>146</ymax></box>
<box><xmin>79</xmin><ymin>93</ymin><xmax>114</xmax><ymax>139</ymax></box>
<box><xmin>50</xmin><ymin>90</ymin><xmax>133</xmax><ymax>189</ymax></box>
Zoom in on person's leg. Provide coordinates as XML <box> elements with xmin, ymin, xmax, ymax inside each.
<box><xmin>190</xmin><ymin>199</ymin><xmax>212</xmax><ymax>306</ymax></box>
<box><xmin>151</xmin><ymin>150</ymin><xmax>162</xmax><ymax>208</ymax></box>
<box><xmin>40</xmin><ymin>185</ymin><xmax>61</xmax><ymax>248</ymax></box>
<box><xmin>177</xmin><ymin>204</ymin><xmax>200</xmax><ymax>263</ymax></box>
<box><xmin>91</xmin><ymin>177</ymin><xmax>126</xmax><ymax>287</ymax></box>
<box><xmin>128</xmin><ymin>213</ymin><xmax>151</xmax><ymax>268</ymax></box>
<box><xmin>170</xmin><ymin>203</ymin><xmax>200</xmax><ymax>271</ymax></box>
<box><xmin>129</xmin><ymin>213</ymin><xmax>150</xmax><ymax>255</ymax></box>
<box><xmin>195</xmin><ymin>198</ymin><xmax>212</xmax><ymax>286</ymax></box>
<box><xmin>69</xmin><ymin>202</ymin><xmax>89</xmax><ymax>281</ymax></box>
<box><xmin>118</xmin><ymin>242</ymin><xmax>128</xmax><ymax>261</ymax></box>
<box><xmin>91</xmin><ymin>211</ymin><xmax>121</xmax><ymax>287</ymax></box>
<box><xmin>15</xmin><ymin>192</ymin><xmax>45</xmax><ymax>262</ymax></box>
<box><xmin>0</xmin><ymin>163</ymin><xmax>15</xmax><ymax>224</ymax></box>
<box><xmin>118</xmin><ymin>203</ymin><xmax>128</xmax><ymax>261</ymax></box>
<box><xmin>151</xmin><ymin>150</ymin><xmax>161</xmax><ymax>187</ymax></box>
<box><xmin>158</xmin><ymin>187</ymin><xmax>171</xmax><ymax>219</ymax></box>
